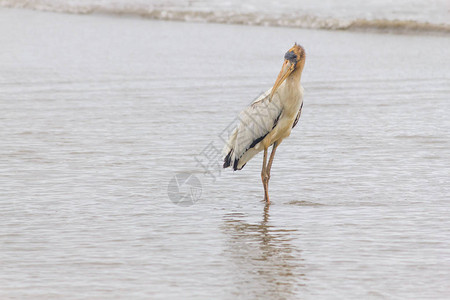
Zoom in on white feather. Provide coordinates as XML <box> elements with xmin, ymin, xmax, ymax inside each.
<box><xmin>223</xmin><ymin>87</ymin><xmax>284</xmax><ymax>170</ymax></box>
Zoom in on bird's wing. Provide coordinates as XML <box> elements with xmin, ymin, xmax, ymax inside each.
<box><xmin>292</xmin><ymin>101</ymin><xmax>303</xmax><ymax>129</ymax></box>
<box><xmin>223</xmin><ymin>88</ymin><xmax>283</xmax><ymax>170</ymax></box>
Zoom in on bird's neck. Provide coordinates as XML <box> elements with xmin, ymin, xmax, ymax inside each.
<box><xmin>287</xmin><ymin>67</ymin><xmax>302</xmax><ymax>86</ymax></box>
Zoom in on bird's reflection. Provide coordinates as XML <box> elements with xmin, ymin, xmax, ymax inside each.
<box><xmin>222</xmin><ymin>204</ymin><xmax>305</xmax><ymax>299</ymax></box>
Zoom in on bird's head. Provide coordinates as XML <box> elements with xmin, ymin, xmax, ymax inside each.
<box><xmin>270</xmin><ymin>43</ymin><xmax>306</xmax><ymax>101</ymax></box>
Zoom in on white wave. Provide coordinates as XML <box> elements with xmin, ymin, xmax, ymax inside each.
<box><xmin>1</xmin><ymin>0</ymin><xmax>449</xmax><ymax>34</ymax></box>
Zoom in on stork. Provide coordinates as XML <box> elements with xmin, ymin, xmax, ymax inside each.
<box><xmin>223</xmin><ymin>44</ymin><xmax>306</xmax><ymax>203</ymax></box>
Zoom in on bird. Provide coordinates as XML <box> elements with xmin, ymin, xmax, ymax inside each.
<box><xmin>223</xmin><ymin>43</ymin><xmax>306</xmax><ymax>203</ymax></box>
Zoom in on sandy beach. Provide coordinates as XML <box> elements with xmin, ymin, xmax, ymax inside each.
<box><xmin>0</xmin><ymin>7</ymin><xmax>449</xmax><ymax>299</ymax></box>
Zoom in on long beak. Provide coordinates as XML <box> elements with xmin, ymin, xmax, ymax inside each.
<box><xmin>270</xmin><ymin>60</ymin><xmax>295</xmax><ymax>101</ymax></box>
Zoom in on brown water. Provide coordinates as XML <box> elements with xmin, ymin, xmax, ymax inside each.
<box><xmin>0</xmin><ymin>8</ymin><xmax>449</xmax><ymax>299</ymax></box>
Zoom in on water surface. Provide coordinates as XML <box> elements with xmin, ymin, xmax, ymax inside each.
<box><xmin>0</xmin><ymin>8</ymin><xmax>449</xmax><ymax>299</ymax></box>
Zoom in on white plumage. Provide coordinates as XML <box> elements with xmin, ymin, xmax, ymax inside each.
<box><xmin>223</xmin><ymin>85</ymin><xmax>303</xmax><ymax>170</ymax></box>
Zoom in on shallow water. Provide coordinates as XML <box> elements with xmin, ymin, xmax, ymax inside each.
<box><xmin>0</xmin><ymin>8</ymin><xmax>449</xmax><ymax>299</ymax></box>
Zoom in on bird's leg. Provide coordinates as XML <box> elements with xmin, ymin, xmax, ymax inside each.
<box><xmin>267</xmin><ymin>141</ymin><xmax>280</xmax><ymax>179</ymax></box>
<box><xmin>261</xmin><ymin>147</ymin><xmax>270</xmax><ymax>203</ymax></box>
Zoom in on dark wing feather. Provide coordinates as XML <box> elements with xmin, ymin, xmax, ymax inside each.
<box><xmin>292</xmin><ymin>102</ymin><xmax>303</xmax><ymax>129</ymax></box>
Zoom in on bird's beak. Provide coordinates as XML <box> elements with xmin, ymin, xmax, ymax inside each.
<box><xmin>270</xmin><ymin>60</ymin><xmax>295</xmax><ymax>101</ymax></box>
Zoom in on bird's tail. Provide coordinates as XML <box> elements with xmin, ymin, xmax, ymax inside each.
<box><xmin>223</xmin><ymin>128</ymin><xmax>237</xmax><ymax>169</ymax></box>
<box><xmin>223</xmin><ymin>128</ymin><xmax>261</xmax><ymax>171</ymax></box>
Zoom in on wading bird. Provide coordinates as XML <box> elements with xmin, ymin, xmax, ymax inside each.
<box><xmin>223</xmin><ymin>44</ymin><xmax>306</xmax><ymax>203</ymax></box>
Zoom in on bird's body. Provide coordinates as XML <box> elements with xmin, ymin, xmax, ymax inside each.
<box><xmin>223</xmin><ymin>81</ymin><xmax>303</xmax><ymax>170</ymax></box>
<box><xmin>223</xmin><ymin>44</ymin><xmax>306</xmax><ymax>203</ymax></box>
